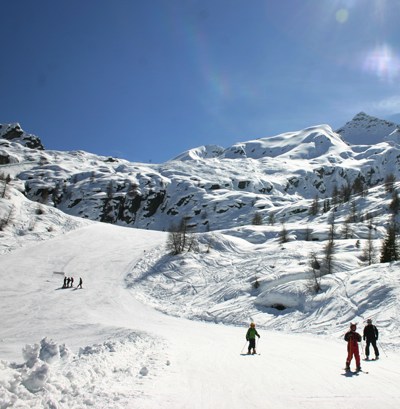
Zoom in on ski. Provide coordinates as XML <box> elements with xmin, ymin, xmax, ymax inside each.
<box><xmin>343</xmin><ymin>368</ymin><xmax>369</xmax><ymax>374</ymax></box>
<box><xmin>240</xmin><ymin>353</ymin><xmax>261</xmax><ymax>356</ymax></box>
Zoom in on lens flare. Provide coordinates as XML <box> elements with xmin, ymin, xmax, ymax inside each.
<box><xmin>336</xmin><ymin>8</ymin><xmax>349</xmax><ymax>23</ymax></box>
<box><xmin>363</xmin><ymin>44</ymin><xmax>400</xmax><ymax>82</ymax></box>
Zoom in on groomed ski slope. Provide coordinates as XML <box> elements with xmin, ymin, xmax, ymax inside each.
<box><xmin>1</xmin><ymin>223</ymin><xmax>400</xmax><ymax>408</ymax></box>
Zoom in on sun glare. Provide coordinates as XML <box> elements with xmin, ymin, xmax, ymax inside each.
<box><xmin>363</xmin><ymin>44</ymin><xmax>400</xmax><ymax>82</ymax></box>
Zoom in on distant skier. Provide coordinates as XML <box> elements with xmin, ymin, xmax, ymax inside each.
<box><xmin>344</xmin><ymin>323</ymin><xmax>362</xmax><ymax>371</ymax></box>
<box><xmin>63</xmin><ymin>276</ymin><xmax>67</xmax><ymax>288</ymax></box>
<box><xmin>77</xmin><ymin>277</ymin><xmax>83</xmax><ymax>289</ymax></box>
<box><xmin>363</xmin><ymin>318</ymin><xmax>379</xmax><ymax>360</ymax></box>
<box><xmin>70</xmin><ymin>277</ymin><xmax>74</xmax><ymax>287</ymax></box>
<box><xmin>246</xmin><ymin>322</ymin><xmax>260</xmax><ymax>355</ymax></box>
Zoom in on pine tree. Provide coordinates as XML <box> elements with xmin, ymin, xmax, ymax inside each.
<box><xmin>323</xmin><ymin>199</ymin><xmax>331</xmax><ymax>213</ymax></box>
<box><xmin>332</xmin><ymin>185</ymin><xmax>340</xmax><ymax>206</ymax></box>
<box><xmin>352</xmin><ymin>175</ymin><xmax>365</xmax><ymax>196</ymax></box>
<box><xmin>350</xmin><ymin>200</ymin><xmax>358</xmax><ymax>223</ymax></box>
<box><xmin>323</xmin><ymin>223</ymin><xmax>335</xmax><ymax>274</ymax></box>
<box><xmin>384</xmin><ymin>173</ymin><xmax>396</xmax><ymax>193</ymax></box>
<box><xmin>252</xmin><ymin>212</ymin><xmax>263</xmax><ymax>225</ymax></box>
<box><xmin>279</xmin><ymin>223</ymin><xmax>289</xmax><ymax>244</ymax></box>
<box><xmin>361</xmin><ymin>222</ymin><xmax>377</xmax><ymax>265</ymax></box>
<box><xmin>309</xmin><ymin>195</ymin><xmax>319</xmax><ymax>216</ymax></box>
<box><xmin>340</xmin><ymin>182</ymin><xmax>352</xmax><ymax>203</ymax></box>
<box><xmin>308</xmin><ymin>252</ymin><xmax>321</xmax><ymax>293</ymax></box>
<box><xmin>304</xmin><ymin>224</ymin><xmax>312</xmax><ymax>241</ymax></box>
<box><xmin>389</xmin><ymin>190</ymin><xmax>400</xmax><ymax>214</ymax></box>
<box><xmin>268</xmin><ymin>212</ymin><xmax>275</xmax><ymax>225</ymax></box>
<box><xmin>341</xmin><ymin>216</ymin><xmax>353</xmax><ymax>239</ymax></box>
<box><xmin>380</xmin><ymin>220</ymin><xmax>399</xmax><ymax>263</ymax></box>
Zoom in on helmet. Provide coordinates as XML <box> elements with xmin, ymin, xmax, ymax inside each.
<box><xmin>350</xmin><ymin>323</ymin><xmax>356</xmax><ymax>330</ymax></box>
<box><xmin>250</xmin><ymin>322</ymin><xmax>255</xmax><ymax>328</ymax></box>
<box><xmin>367</xmin><ymin>319</ymin><xmax>372</xmax><ymax>324</ymax></box>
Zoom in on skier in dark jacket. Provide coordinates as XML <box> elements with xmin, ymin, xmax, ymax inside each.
<box><xmin>344</xmin><ymin>323</ymin><xmax>362</xmax><ymax>371</ymax></box>
<box><xmin>246</xmin><ymin>323</ymin><xmax>260</xmax><ymax>355</ymax></box>
<box><xmin>363</xmin><ymin>318</ymin><xmax>379</xmax><ymax>360</ymax></box>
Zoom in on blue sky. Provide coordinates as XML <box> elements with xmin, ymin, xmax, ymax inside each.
<box><xmin>1</xmin><ymin>0</ymin><xmax>400</xmax><ymax>163</ymax></box>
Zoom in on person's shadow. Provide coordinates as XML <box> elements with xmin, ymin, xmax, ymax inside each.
<box><xmin>341</xmin><ymin>370</ymin><xmax>360</xmax><ymax>377</ymax></box>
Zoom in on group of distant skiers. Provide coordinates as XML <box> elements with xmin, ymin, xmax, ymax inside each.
<box><xmin>62</xmin><ymin>276</ymin><xmax>83</xmax><ymax>289</ymax></box>
<box><xmin>245</xmin><ymin>318</ymin><xmax>380</xmax><ymax>371</ymax></box>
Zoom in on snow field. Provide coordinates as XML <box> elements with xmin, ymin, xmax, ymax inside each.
<box><xmin>1</xmin><ymin>205</ymin><xmax>400</xmax><ymax>407</ymax></box>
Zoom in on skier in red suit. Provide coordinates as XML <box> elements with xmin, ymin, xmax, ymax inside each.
<box><xmin>344</xmin><ymin>323</ymin><xmax>362</xmax><ymax>371</ymax></box>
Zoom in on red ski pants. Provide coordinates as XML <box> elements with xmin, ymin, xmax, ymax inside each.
<box><xmin>346</xmin><ymin>342</ymin><xmax>360</xmax><ymax>367</ymax></box>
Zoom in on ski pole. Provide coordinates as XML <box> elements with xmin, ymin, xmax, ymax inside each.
<box><xmin>360</xmin><ymin>338</ymin><xmax>366</xmax><ymax>360</ymax></box>
<box><xmin>378</xmin><ymin>340</ymin><xmax>388</xmax><ymax>358</ymax></box>
<box><xmin>241</xmin><ymin>340</ymin><xmax>248</xmax><ymax>354</ymax></box>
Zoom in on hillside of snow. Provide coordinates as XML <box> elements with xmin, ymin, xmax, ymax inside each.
<box><xmin>2</xmin><ymin>116</ymin><xmax>400</xmax><ymax>407</ymax></box>
<box><xmin>1</xmin><ymin>178</ymin><xmax>400</xmax><ymax>407</ymax></box>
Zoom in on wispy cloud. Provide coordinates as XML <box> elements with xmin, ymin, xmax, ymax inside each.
<box><xmin>370</xmin><ymin>95</ymin><xmax>400</xmax><ymax>115</ymax></box>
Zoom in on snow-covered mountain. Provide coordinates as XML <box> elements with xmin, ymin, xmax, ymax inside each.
<box><xmin>336</xmin><ymin>112</ymin><xmax>400</xmax><ymax>146</ymax></box>
<box><xmin>1</xmin><ymin>115</ymin><xmax>400</xmax><ymax>233</ymax></box>
<box><xmin>2</xmin><ymin>115</ymin><xmax>400</xmax><ymax>407</ymax></box>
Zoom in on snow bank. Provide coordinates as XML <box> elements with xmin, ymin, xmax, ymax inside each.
<box><xmin>0</xmin><ymin>334</ymin><xmax>168</xmax><ymax>408</ymax></box>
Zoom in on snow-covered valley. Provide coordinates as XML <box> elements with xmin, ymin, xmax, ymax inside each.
<box><xmin>1</xmin><ymin>186</ymin><xmax>400</xmax><ymax>408</ymax></box>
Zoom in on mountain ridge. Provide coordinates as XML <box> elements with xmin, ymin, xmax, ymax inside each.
<box><xmin>335</xmin><ymin>111</ymin><xmax>400</xmax><ymax>146</ymax></box>
<box><xmin>1</xmin><ymin>113</ymin><xmax>399</xmax><ymax>232</ymax></box>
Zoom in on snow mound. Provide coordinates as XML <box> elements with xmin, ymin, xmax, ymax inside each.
<box><xmin>0</xmin><ymin>184</ymin><xmax>91</xmax><ymax>254</ymax></box>
<box><xmin>0</xmin><ymin>334</ymin><xmax>168</xmax><ymax>408</ymax></box>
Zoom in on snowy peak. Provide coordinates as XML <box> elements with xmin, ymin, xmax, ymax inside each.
<box><xmin>174</xmin><ymin>125</ymin><xmax>351</xmax><ymax>162</ymax></box>
<box><xmin>221</xmin><ymin>124</ymin><xmax>351</xmax><ymax>161</ymax></box>
<box><xmin>336</xmin><ymin>112</ymin><xmax>400</xmax><ymax>146</ymax></box>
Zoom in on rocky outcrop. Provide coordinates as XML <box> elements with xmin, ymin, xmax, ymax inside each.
<box><xmin>0</xmin><ymin>123</ymin><xmax>44</xmax><ymax>150</ymax></box>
